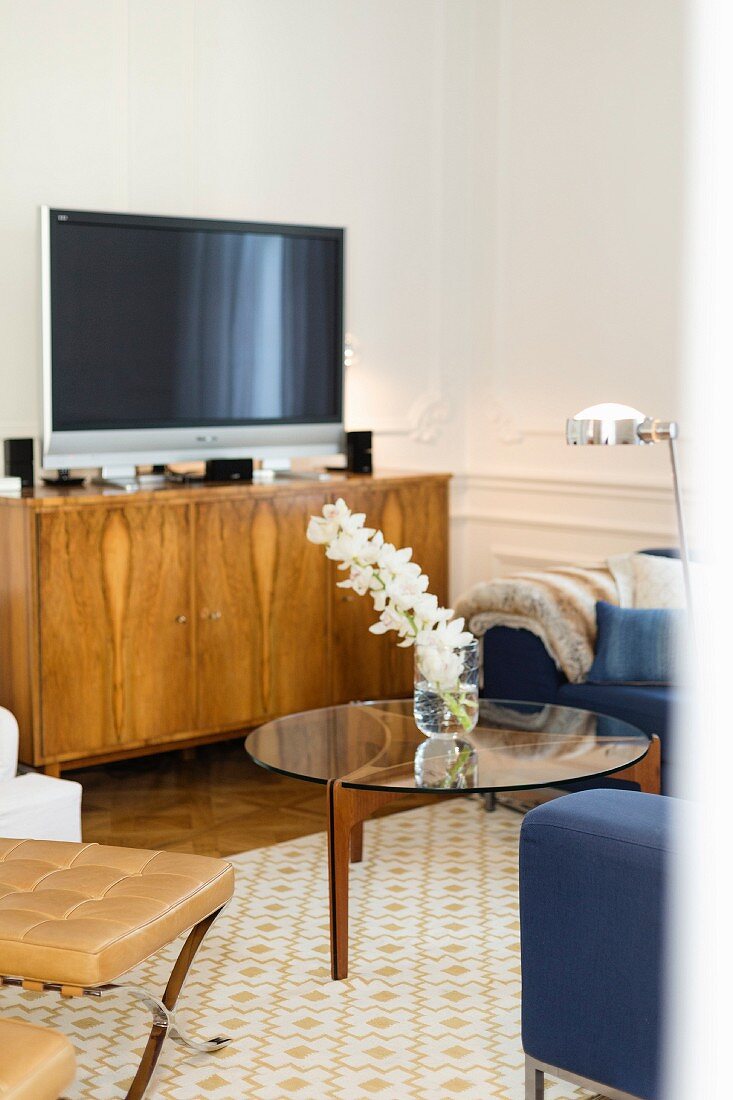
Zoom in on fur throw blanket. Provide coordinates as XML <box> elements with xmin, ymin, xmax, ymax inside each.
<box><xmin>454</xmin><ymin>566</ymin><xmax>618</xmax><ymax>684</ymax></box>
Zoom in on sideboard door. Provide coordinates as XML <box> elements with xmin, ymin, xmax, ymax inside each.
<box><xmin>195</xmin><ymin>491</ymin><xmax>331</xmax><ymax>728</ymax></box>
<box><xmin>37</xmin><ymin>503</ymin><xmax>194</xmax><ymax>759</ymax></box>
<box><xmin>194</xmin><ymin>497</ymin><xmax>266</xmax><ymax>729</ymax></box>
<box><xmin>252</xmin><ymin>491</ymin><xmax>332</xmax><ymax>718</ymax></box>
<box><xmin>330</xmin><ymin>479</ymin><xmax>449</xmax><ymax>703</ymax></box>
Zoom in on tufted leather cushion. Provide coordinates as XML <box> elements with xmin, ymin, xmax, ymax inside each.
<box><xmin>0</xmin><ymin>839</ymin><xmax>234</xmax><ymax>987</ymax></box>
<box><xmin>0</xmin><ymin>1017</ymin><xmax>76</xmax><ymax>1099</ymax></box>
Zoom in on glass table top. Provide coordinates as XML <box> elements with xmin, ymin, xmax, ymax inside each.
<box><xmin>245</xmin><ymin>699</ymin><xmax>650</xmax><ymax>794</ymax></box>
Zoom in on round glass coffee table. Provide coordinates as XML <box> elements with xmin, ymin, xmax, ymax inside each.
<box><xmin>246</xmin><ymin>698</ymin><xmax>657</xmax><ymax>979</ymax></box>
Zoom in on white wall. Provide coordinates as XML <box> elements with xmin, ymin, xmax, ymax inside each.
<box><xmin>0</xmin><ymin>0</ymin><xmax>475</xmax><ymax>455</ymax></box>
<box><xmin>455</xmin><ymin>0</ymin><xmax>686</xmax><ymax>587</ymax></box>
<box><xmin>0</xmin><ymin>0</ymin><xmax>685</xmax><ymax>598</ymax></box>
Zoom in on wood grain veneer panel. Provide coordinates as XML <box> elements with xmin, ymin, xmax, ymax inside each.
<box><xmin>6</xmin><ymin>473</ymin><xmax>450</xmax><ymax>768</ymax></box>
<box><xmin>330</xmin><ymin>479</ymin><xmax>449</xmax><ymax>703</ymax></box>
<box><xmin>120</xmin><ymin>503</ymin><xmax>194</xmax><ymax>742</ymax></box>
<box><xmin>257</xmin><ymin>491</ymin><xmax>332</xmax><ymax>717</ymax></box>
<box><xmin>195</xmin><ymin>490</ymin><xmax>331</xmax><ymax>727</ymax></box>
<box><xmin>0</xmin><ymin>507</ymin><xmax>37</xmax><ymax>761</ymax></box>
<box><xmin>38</xmin><ymin>503</ymin><xmax>194</xmax><ymax>758</ymax></box>
<box><xmin>194</xmin><ymin>497</ymin><xmax>266</xmax><ymax>729</ymax></box>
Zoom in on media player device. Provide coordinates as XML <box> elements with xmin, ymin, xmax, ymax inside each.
<box><xmin>205</xmin><ymin>458</ymin><xmax>254</xmax><ymax>482</ymax></box>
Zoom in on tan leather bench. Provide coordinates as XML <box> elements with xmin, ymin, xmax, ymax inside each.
<box><xmin>0</xmin><ymin>839</ymin><xmax>235</xmax><ymax>1099</ymax></box>
<box><xmin>0</xmin><ymin>1017</ymin><xmax>75</xmax><ymax>1099</ymax></box>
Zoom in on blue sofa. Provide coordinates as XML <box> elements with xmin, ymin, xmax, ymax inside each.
<box><xmin>481</xmin><ymin>549</ymin><xmax>680</xmax><ymax>792</ymax></box>
<box><xmin>520</xmin><ymin>789</ymin><xmax>677</xmax><ymax>1099</ymax></box>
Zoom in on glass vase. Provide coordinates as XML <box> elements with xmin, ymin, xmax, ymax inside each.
<box><xmin>413</xmin><ymin>734</ymin><xmax>478</xmax><ymax>789</ymax></box>
<box><xmin>413</xmin><ymin>638</ymin><xmax>480</xmax><ymax>738</ymax></box>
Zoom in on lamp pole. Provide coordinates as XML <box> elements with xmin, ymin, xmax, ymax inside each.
<box><xmin>668</xmin><ymin>436</ymin><xmax>692</xmax><ymax>609</ymax></box>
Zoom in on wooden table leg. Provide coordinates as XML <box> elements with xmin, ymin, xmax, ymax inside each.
<box><xmin>350</xmin><ymin>821</ymin><xmax>364</xmax><ymax>864</ymax></box>
<box><xmin>611</xmin><ymin>734</ymin><xmax>661</xmax><ymax>794</ymax></box>
<box><xmin>327</xmin><ymin>780</ymin><xmax>405</xmax><ymax>980</ymax></box>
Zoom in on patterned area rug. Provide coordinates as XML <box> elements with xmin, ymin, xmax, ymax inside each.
<box><xmin>1</xmin><ymin>800</ymin><xmax>603</xmax><ymax>1099</ymax></box>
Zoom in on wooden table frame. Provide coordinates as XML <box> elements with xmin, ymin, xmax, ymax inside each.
<box><xmin>326</xmin><ymin>734</ymin><xmax>661</xmax><ymax>980</ymax></box>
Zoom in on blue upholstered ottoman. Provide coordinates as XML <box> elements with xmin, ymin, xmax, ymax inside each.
<box><xmin>519</xmin><ymin>789</ymin><xmax>678</xmax><ymax>1100</ymax></box>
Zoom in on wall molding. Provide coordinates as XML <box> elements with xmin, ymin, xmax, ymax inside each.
<box><xmin>472</xmin><ymin>543</ymin><xmax>606</xmax><ymax>568</ymax></box>
<box><xmin>407</xmin><ymin>393</ymin><xmax>451</xmax><ymax>443</ymax></box>
<box><xmin>453</xmin><ymin>469</ymin><xmax>678</xmax><ymax>502</ymax></box>
<box><xmin>369</xmin><ymin>390</ymin><xmax>451</xmax><ymax>444</ymax></box>
<box><xmin>449</xmin><ymin>466</ymin><xmax>680</xmax><ymax>590</ymax></box>
<box><xmin>451</xmin><ymin>509</ymin><xmax>675</xmax><ymax>542</ymax></box>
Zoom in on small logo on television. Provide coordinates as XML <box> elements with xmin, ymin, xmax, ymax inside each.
<box><xmin>57</xmin><ymin>215</ymin><xmax>68</xmax><ymax>221</ymax></box>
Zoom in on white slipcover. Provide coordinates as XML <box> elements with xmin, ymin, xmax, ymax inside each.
<box><xmin>0</xmin><ymin>707</ymin><xmax>82</xmax><ymax>841</ymax></box>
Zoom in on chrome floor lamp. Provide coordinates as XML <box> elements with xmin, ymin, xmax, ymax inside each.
<box><xmin>566</xmin><ymin>403</ymin><xmax>691</xmax><ymax>606</ymax></box>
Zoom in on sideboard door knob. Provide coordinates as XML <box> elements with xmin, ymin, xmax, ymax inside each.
<box><xmin>210</xmin><ymin>610</ymin><xmax>222</xmax><ymax>621</ymax></box>
<box><xmin>175</xmin><ymin>614</ymin><xmax>188</xmax><ymax>624</ymax></box>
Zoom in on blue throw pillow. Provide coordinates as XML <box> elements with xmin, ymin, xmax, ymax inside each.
<box><xmin>587</xmin><ymin>600</ymin><xmax>682</xmax><ymax>685</ymax></box>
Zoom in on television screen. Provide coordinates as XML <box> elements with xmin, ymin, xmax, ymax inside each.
<box><xmin>49</xmin><ymin>213</ymin><xmax>343</xmax><ymax>432</ymax></box>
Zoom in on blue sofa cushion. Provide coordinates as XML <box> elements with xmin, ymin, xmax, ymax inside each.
<box><xmin>557</xmin><ymin>682</ymin><xmax>675</xmax><ymax>744</ymax></box>
<box><xmin>520</xmin><ymin>789</ymin><xmax>678</xmax><ymax>1099</ymax></box>
<box><xmin>554</xmin><ymin>682</ymin><xmax>676</xmax><ymax>792</ymax></box>
<box><xmin>482</xmin><ymin>626</ymin><xmax>565</xmax><ymax>702</ymax></box>
<box><xmin>588</xmin><ymin>601</ymin><xmax>682</xmax><ymax>685</ymax></box>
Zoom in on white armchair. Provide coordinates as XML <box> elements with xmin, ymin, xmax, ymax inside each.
<box><xmin>0</xmin><ymin>707</ymin><xmax>82</xmax><ymax>841</ymax></box>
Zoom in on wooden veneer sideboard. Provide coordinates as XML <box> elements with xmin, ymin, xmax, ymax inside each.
<box><xmin>0</xmin><ymin>471</ymin><xmax>449</xmax><ymax>774</ymax></box>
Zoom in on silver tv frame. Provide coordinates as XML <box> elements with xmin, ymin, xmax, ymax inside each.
<box><xmin>41</xmin><ymin>207</ymin><xmax>345</xmax><ymax>470</ymax></box>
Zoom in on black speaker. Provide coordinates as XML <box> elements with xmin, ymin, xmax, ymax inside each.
<box><xmin>346</xmin><ymin>431</ymin><xmax>372</xmax><ymax>474</ymax></box>
<box><xmin>205</xmin><ymin>458</ymin><xmax>253</xmax><ymax>482</ymax></box>
<box><xmin>4</xmin><ymin>438</ymin><xmax>34</xmax><ymax>487</ymax></box>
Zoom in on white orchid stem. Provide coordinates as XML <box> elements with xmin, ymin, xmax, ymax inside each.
<box><xmin>355</xmin><ymin>558</ymin><xmax>472</xmax><ymax>731</ymax></box>
<box><xmin>438</xmin><ymin>745</ymin><xmax>474</xmax><ymax>788</ymax></box>
<box><xmin>308</xmin><ymin>500</ymin><xmax>477</xmax><ymax>738</ymax></box>
<box><xmin>441</xmin><ymin>689</ymin><xmax>474</xmax><ymax>732</ymax></box>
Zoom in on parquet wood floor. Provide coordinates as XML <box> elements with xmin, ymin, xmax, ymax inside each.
<box><xmin>71</xmin><ymin>740</ymin><xmax>421</xmax><ymax>856</ymax></box>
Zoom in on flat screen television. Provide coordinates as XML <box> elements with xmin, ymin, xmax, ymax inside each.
<box><xmin>42</xmin><ymin>208</ymin><xmax>344</xmax><ymax>470</ymax></box>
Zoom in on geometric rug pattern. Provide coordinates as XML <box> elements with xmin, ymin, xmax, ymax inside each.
<box><xmin>0</xmin><ymin>800</ymin><xmax>600</xmax><ymax>1098</ymax></box>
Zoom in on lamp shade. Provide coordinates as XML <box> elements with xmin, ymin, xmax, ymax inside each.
<box><xmin>564</xmin><ymin>402</ymin><xmax>689</xmax><ymax>611</ymax></box>
<box><xmin>566</xmin><ymin>403</ymin><xmax>648</xmax><ymax>446</ymax></box>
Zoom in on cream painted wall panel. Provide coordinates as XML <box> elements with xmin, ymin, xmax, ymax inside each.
<box><xmin>454</xmin><ymin>0</ymin><xmax>685</xmax><ymax>596</ymax></box>
<box><xmin>127</xmin><ymin>0</ymin><xmax>196</xmax><ymax>214</ymax></box>
<box><xmin>374</xmin><ymin>0</ymin><xmax>500</xmax><ymax>475</ymax></box>
<box><xmin>0</xmin><ymin>0</ymin><xmax>128</xmax><ymax>436</ymax></box>
<box><xmin>481</xmin><ymin>0</ymin><xmax>684</xmax><ymax>432</ymax></box>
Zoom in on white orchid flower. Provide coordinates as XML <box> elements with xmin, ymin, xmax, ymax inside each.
<box><xmin>326</xmin><ymin>498</ymin><xmax>353</xmax><ymax>522</ymax></box>
<box><xmin>307</xmin><ymin>498</ymin><xmax>476</xmax><ymax>703</ymax></box>
<box><xmin>417</xmin><ymin>645</ymin><xmax>464</xmax><ymax>691</ymax></box>
<box><xmin>415</xmin><ymin>615</ymin><xmax>474</xmax><ymax>650</ymax></box>
<box><xmin>369</xmin><ymin>603</ymin><xmax>408</xmax><ymax>637</ymax></box>
<box><xmin>325</xmin><ymin>526</ymin><xmax>375</xmax><ymax>564</ymax></box>
<box><xmin>383</xmin><ymin>570</ymin><xmax>429</xmax><ymax>612</ymax></box>
<box><xmin>409</xmin><ymin>592</ymin><xmax>450</xmax><ymax>632</ymax></box>
<box><xmin>336</xmin><ymin>564</ymin><xmax>374</xmax><ymax>596</ymax></box>
<box><xmin>376</xmin><ymin>542</ymin><xmax>416</xmax><ymax>577</ymax></box>
<box><xmin>372</xmin><ymin>588</ymin><xmax>388</xmax><ymax>613</ymax></box>
<box><xmin>306</xmin><ymin>514</ymin><xmax>341</xmax><ymax>544</ymax></box>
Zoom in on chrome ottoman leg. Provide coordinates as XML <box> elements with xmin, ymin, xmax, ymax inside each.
<box><xmin>111</xmin><ymin>905</ymin><xmax>230</xmax><ymax>1099</ymax></box>
<box><xmin>525</xmin><ymin>1057</ymin><xmax>544</xmax><ymax>1100</ymax></box>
